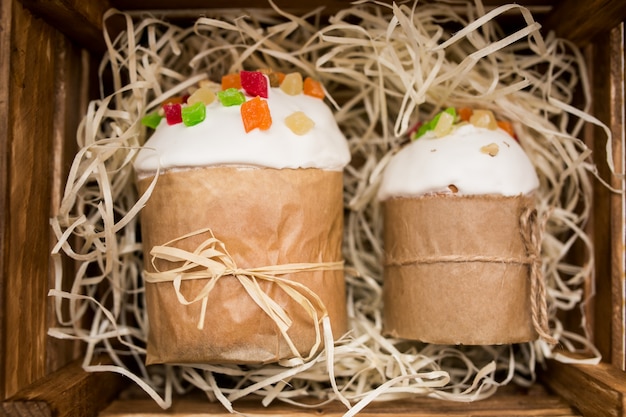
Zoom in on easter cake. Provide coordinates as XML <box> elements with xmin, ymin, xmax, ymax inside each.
<box><xmin>378</xmin><ymin>107</ymin><xmax>551</xmax><ymax>345</ymax></box>
<box><xmin>135</xmin><ymin>70</ymin><xmax>350</xmax><ymax>364</ymax></box>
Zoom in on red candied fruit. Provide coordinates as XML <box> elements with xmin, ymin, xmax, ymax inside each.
<box><xmin>221</xmin><ymin>73</ymin><xmax>241</xmax><ymax>90</ymax></box>
<box><xmin>240</xmin><ymin>71</ymin><xmax>268</xmax><ymax>98</ymax></box>
<box><xmin>241</xmin><ymin>96</ymin><xmax>272</xmax><ymax>133</ymax></box>
<box><xmin>163</xmin><ymin>103</ymin><xmax>182</xmax><ymax>125</ymax></box>
<box><xmin>303</xmin><ymin>77</ymin><xmax>325</xmax><ymax>99</ymax></box>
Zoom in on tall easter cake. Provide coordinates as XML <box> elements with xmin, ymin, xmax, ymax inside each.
<box><xmin>135</xmin><ymin>70</ymin><xmax>350</xmax><ymax>364</ymax></box>
<box><xmin>378</xmin><ymin>107</ymin><xmax>551</xmax><ymax>345</ymax></box>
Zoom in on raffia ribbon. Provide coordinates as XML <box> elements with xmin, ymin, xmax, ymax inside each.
<box><xmin>384</xmin><ymin>208</ymin><xmax>556</xmax><ymax>345</ymax></box>
<box><xmin>143</xmin><ymin>228</ymin><xmax>344</xmax><ymax>361</ymax></box>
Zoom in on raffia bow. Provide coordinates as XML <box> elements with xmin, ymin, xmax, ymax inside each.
<box><xmin>143</xmin><ymin>228</ymin><xmax>344</xmax><ymax>361</ymax></box>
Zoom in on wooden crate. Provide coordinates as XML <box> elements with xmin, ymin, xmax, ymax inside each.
<box><xmin>1</xmin><ymin>0</ymin><xmax>625</xmax><ymax>415</ymax></box>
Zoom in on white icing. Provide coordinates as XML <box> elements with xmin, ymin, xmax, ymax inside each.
<box><xmin>377</xmin><ymin>124</ymin><xmax>539</xmax><ymax>200</ymax></box>
<box><xmin>134</xmin><ymin>86</ymin><xmax>350</xmax><ymax>175</ymax></box>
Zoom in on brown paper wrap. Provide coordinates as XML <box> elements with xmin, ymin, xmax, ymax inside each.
<box><xmin>137</xmin><ymin>166</ymin><xmax>347</xmax><ymax>365</ymax></box>
<box><xmin>382</xmin><ymin>194</ymin><xmax>551</xmax><ymax>345</ymax></box>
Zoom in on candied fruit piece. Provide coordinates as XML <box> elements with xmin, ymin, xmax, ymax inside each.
<box><xmin>181</xmin><ymin>102</ymin><xmax>206</xmax><ymax>127</ymax></box>
<box><xmin>217</xmin><ymin>88</ymin><xmax>246</xmax><ymax>106</ymax></box>
<box><xmin>258</xmin><ymin>68</ymin><xmax>281</xmax><ymax>88</ymax></box>
<box><xmin>285</xmin><ymin>111</ymin><xmax>315</xmax><ymax>135</ymax></box>
<box><xmin>458</xmin><ymin>107</ymin><xmax>473</xmax><ymax>122</ymax></box>
<box><xmin>241</xmin><ymin>96</ymin><xmax>272</xmax><ymax>132</ymax></box>
<box><xmin>303</xmin><ymin>77</ymin><xmax>325</xmax><ymax>99</ymax></box>
<box><xmin>187</xmin><ymin>87</ymin><xmax>216</xmax><ymax>106</ymax></box>
<box><xmin>497</xmin><ymin>120</ymin><xmax>516</xmax><ymax>138</ymax></box>
<box><xmin>163</xmin><ymin>103</ymin><xmax>182</xmax><ymax>125</ymax></box>
<box><xmin>470</xmin><ymin>109</ymin><xmax>497</xmax><ymax>130</ymax></box>
<box><xmin>221</xmin><ymin>73</ymin><xmax>241</xmax><ymax>90</ymax></box>
<box><xmin>161</xmin><ymin>96</ymin><xmax>185</xmax><ymax>106</ymax></box>
<box><xmin>280</xmin><ymin>72</ymin><xmax>303</xmax><ymax>95</ymax></box>
<box><xmin>240</xmin><ymin>70</ymin><xmax>268</xmax><ymax>98</ymax></box>
<box><xmin>199</xmin><ymin>79</ymin><xmax>220</xmax><ymax>90</ymax></box>
<box><xmin>414</xmin><ymin>107</ymin><xmax>456</xmax><ymax>139</ymax></box>
<box><xmin>141</xmin><ymin>112</ymin><xmax>163</xmax><ymax>129</ymax></box>
<box><xmin>480</xmin><ymin>143</ymin><xmax>499</xmax><ymax>156</ymax></box>
<box><xmin>433</xmin><ymin>111</ymin><xmax>455</xmax><ymax>137</ymax></box>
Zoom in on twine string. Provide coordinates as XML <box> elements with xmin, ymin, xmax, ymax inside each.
<box><xmin>520</xmin><ymin>208</ymin><xmax>557</xmax><ymax>345</ymax></box>
<box><xmin>143</xmin><ymin>228</ymin><xmax>343</xmax><ymax>361</ymax></box>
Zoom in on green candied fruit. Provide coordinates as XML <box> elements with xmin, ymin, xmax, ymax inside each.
<box><xmin>181</xmin><ymin>101</ymin><xmax>206</xmax><ymax>127</ymax></box>
<box><xmin>412</xmin><ymin>107</ymin><xmax>457</xmax><ymax>140</ymax></box>
<box><xmin>141</xmin><ymin>112</ymin><xmax>163</xmax><ymax>129</ymax></box>
<box><xmin>217</xmin><ymin>88</ymin><xmax>246</xmax><ymax>106</ymax></box>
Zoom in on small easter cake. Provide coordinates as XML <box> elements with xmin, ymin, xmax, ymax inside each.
<box><xmin>378</xmin><ymin>107</ymin><xmax>550</xmax><ymax>345</ymax></box>
<box><xmin>135</xmin><ymin>70</ymin><xmax>350</xmax><ymax>365</ymax></box>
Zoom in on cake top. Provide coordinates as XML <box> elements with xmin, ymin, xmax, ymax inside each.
<box><xmin>134</xmin><ymin>70</ymin><xmax>350</xmax><ymax>175</ymax></box>
<box><xmin>377</xmin><ymin>107</ymin><xmax>539</xmax><ymax>200</ymax></box>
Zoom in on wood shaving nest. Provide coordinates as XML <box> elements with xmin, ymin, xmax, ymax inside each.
<box><xmin>49</xmin><ymin>1</ymin><xmax>616</xmax><ymax>414</ymax></box>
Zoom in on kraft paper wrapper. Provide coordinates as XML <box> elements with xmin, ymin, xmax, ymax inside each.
<box><xmin>383</xmin><ymin>194</ymin><xmax>540</xmax><ymax>345</ymax></box>
<box><xmin>137</xmin><ymin>166</ymin><xmax>347</xmax><ymax>365</ymax></box>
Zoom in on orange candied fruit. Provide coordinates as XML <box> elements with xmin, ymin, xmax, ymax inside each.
<box><xmin>221</xmin><ymin>73</ymin><xmax>241</xmax><ymax>90</ymax></box>
<box><xmin>458</xmin><ymin>107</ymin><xmax>473</xmax><ymax>122</ymax></box>
<box><xmin>161</xmin><ymin>96</ymin><xmax>186</xmax><ymax>106</ymax></box>
<box><xmin>497</xmin><ymin>120</ymin><xmax>516</xmax><ymax>138</ymax></box>
<box><xmin>241</xmin><ymin>96</ymin><xmax>272</xmax><ymax>133</ymax></box>
<box><xmin>303</xmin><ymin>77</ymin><xmax>325</xmax><ymax>99</ymax></box>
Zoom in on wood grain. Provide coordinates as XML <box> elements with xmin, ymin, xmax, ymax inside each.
<box><xmin>541</xmin><ymin>0</ymin><xmax>626</xmax><ymax>47</ymax></box>
<box><xmin>45</xmin><ymin>32</ymin><xmax>90</xmax><ymax>375</ymax></box>
<box><xmin>100</xmin><ymin>384</ymin><xmax>579</xmax><ymax>417</ymax></box>
<box><xmin>1</xmin><ymin>357</ymin><xmax>127</xmax><ymax>417</ymax></box>
<box><xmin>0</xmin><ymin>0</ymin><xmax>13</xmax><ymax>403</ymax></box>
<box><xmin>17</xmin><ymin>0</ymin><xmax>112</xmax><ymax>53</ymax></box>
<box><xmin>1</xmin><ymin>0</ymin><xmax>60</xmax><ymax>400</ymax></box>
<box><xmin>542</xmin><ymin>358</ymin><xmax>626</xmax><ymax>417</ymax></box>
<box><xmin>585</xmin><ymin>23</ymin><xmax>626</xmax><ymax>368</ymax></box>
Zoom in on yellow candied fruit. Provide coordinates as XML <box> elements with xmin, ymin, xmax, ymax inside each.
<box><xmin>198</xmin><ymin>80</ymin><xmax>221</xmax><ymax>90</ymax></box>
<box><xmin>280</xmin><ymin>72</ymin><xmax>303</xmax><ymax>95</ymax></box>
<box><xmin>480</xmin><ymin>143</ymin><xmax>500</xmax><ymax>156</ymax></box>
<box><xmin>285</xmin><ymin>111</ymin><xmax>315</xmax><ymax>135</ymax></box>
<box><xmin>433</xmin><ymin>111</ymin><xmax>455</xmax><ymax>137</ymax></box>
<box><xmin>469</xmin><ymin>109</ymin><xmax>498</xmax><ymax>130</ymax></box>
<box><xmin>187</xmin><ymin>86</ymin><xmax>216</xmax><ymax>106</ymax></box>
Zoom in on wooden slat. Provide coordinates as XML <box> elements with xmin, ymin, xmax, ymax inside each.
<box><xmin>0</xmin><ymin>0</ymin><xmax>13</xmax><ymax>402</ymax></box>
<box><xmin>99</xmin><ymin>384</ymin><xmax>579</xmax><ymax>417</ymax></box>
<box><xmin>46</xmin><ymin>33</ymin><xmax>92</xmax><ymax>374</ymax></box>
<box><xmin>542</xmin><ymin>358</ymin><xmax>626</xmax><ymax>416</ymax></box>
<box><xmin>541</xmin><ymin>0</ymin><xmax>626</xmax><ymax>47</ymax></box>
<box><xmin>585</xmin><ymin>23</ymin><xmax>626</xmax><ymax>367</ymax></box>
<box><xmin>1</xmin><ymin>0</ymin><xmax>62</xmax><ymax>400</ymax></box>
<box><xmin>0</xmin><ymin>358</ymin><xmax>128</xmax><ymax>417</ymax></box>
<box><xmin>17</xmin><ymin>0</ymin><xmax>111</xmax><ymax>53</ymax></box>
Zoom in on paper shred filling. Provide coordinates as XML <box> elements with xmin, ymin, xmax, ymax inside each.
<box><xmin>49</xmin><ymin>2</ymin><xmax>614</xmax><ymax>414</ymax></box>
